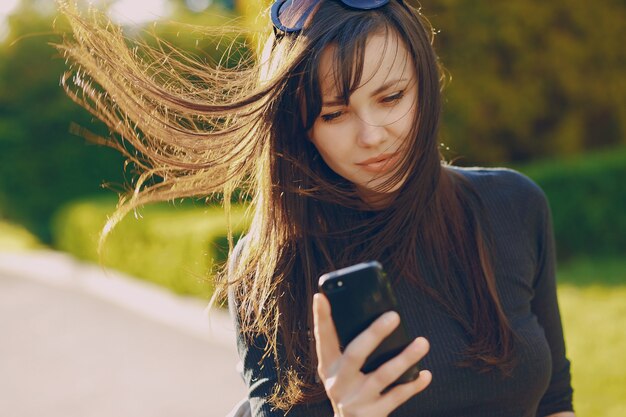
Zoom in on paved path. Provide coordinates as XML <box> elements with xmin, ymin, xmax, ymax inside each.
<box><xmin>0</xmin><ymin>251</ymin><xmax>247</xmax><ymax>417</ymax></box>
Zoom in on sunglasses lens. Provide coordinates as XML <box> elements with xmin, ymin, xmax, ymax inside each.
<box><xmin>272</xmin><ymin>0</ymin><xmax>396</xmax><ymax>34</ymax></box>
<box><xmin>341</xmin><ymin>0</ymin><xmax>390</xmax><ymax>9</ymax></box>
<box><xmin>277</xmin><ymin>0</ymin><xmax>319</xmax><ymax>32</ymax></box>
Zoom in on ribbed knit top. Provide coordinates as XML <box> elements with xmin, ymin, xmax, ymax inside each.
<box><xmin>228</xmin><ymin>167</ymin><xmax>574</xmax><ymax>417</ymax></box>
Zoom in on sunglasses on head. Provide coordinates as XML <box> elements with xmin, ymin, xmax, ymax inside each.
<box><xmin>271</xmin><ymin>0</ymin><xmax>403</xmax><ymax>35</ymax></box>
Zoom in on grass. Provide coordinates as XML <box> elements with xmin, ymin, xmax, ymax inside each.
<box><xmin>557</xmin><ymin>257</ymin><xmax>626</xmax><ymax>416</ymax></box>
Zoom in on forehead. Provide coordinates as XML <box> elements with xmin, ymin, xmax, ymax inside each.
<box><xmin>318</xmin><ymin>30</ymin><xmax>414</xmax><ymax>98</ymax></box>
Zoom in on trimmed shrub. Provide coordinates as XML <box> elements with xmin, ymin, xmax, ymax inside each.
<box><xmin>51</xmin><ymin>146</ymin><xmax>625</xmax><ymax>297</ymax></box>
<box><xmin>51</xmin><ymin>147</ymin><xmax>625</xmax><ymax>298</ymax></box>
<box><xmin>51</xmin><ymin>197</ymin><xmax>247</xmax><ymax>298</ymax></box>
<box><xmin>0</xmin><ymin>220</ymin><xmax>44</xmax><ymax>251</ymax></box>
<box><xmin>519</xmin><ymin>147</ymin><xmax>626</xmax><ymax>260</ymax></box>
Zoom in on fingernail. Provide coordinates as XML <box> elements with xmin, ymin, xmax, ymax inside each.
<box><xmin>414</xmin><ymin>337</ymin><xmax>430</xmax><ymax>352</ymax></box>
<box><xmin>382</xmin><ymin>311</ymin><xmax>399</xmax><ymax>324</ymax></box>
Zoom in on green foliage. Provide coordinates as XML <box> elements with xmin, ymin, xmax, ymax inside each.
<box><xmin>559</xmin><ymin>257</ymin><xmax>626</xmax><ymax>287</ymax></box>
<box><xmin>49</xmin><ymin>146</ymin><xmax>624</xmax><ymax>300</ymax></box>
<box><xmin>47</xmin><ymin>146</ymin><xmax>626</xmax><ymax>298</ymax></box>
<box><xmin>427</xmin><ymin>0</ymin><xmax>626</xmax><ymax>164</ymax></box>
<box><xmin>51</xmin><ymin>197</ymin><xmax>248</xmax><ymax>298</ymax></box>
<box><xmin>519</xmin><ymin>146</ymin><xmax>626</xmax><ymax>260</ymax></box>
<box><xmin>0</xmin><ymin>4</ymin><xmax>250</xmax><ymax>242</ymax></box>
<box><xmin>2</xmin><ymin>0</ymin><xmax>625</xmax><ymax>244</ymax></box>
<box><xmin>0</xmin><ymin>10</ymin><xmax>127</xmax><ymax>242</ymax></box>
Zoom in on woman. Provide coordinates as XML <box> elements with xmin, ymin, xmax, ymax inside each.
<box><xmin>58</xmin><ymin>0</ymin><xmax>574</xmax><ymax>416</ymax></box>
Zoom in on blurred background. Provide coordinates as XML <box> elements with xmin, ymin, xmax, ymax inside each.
<box><xmin>0</xmin><ymin>0</ymin><xmax>624</xmax><ymax>416</ymax></box>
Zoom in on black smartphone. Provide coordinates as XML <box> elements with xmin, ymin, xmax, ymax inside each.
<box><xmin>318</xmin><ymin>261</ymin><xmax>420</xmax><ymax>389</ymax></box>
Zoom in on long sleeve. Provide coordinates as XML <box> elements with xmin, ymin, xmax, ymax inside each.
<box><xmin>227</xmin><ymin>238</ymin><xmax>332</xmax><ymax>417</ymax></box>
<box><xmin>228</xmin><ymin>290</ymin><xmax>283</xmax><ymax>417</ymax></box>
<box><xmin>530</xmin><ymin>191</ymin><xmax>574</xmax><ymax>416</ymax></box>
<box><xmin>228</xmin><ymin>288</ymin><xmax>333</xmax><ymax>417</ymax></box>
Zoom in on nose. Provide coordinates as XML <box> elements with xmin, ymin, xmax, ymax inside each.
<box><xmin>356</xmin><ymin>114</ymin><xmax>387</xmax><ymax>148</ymax></box>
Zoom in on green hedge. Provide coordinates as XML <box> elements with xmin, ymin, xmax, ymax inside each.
<box><xmin>51</xmin><ymin>198</ymin><xmax>247</xmax><ymax>298</ymax></box>
<box><xmin>519</xmin><ymin>146</ymin><xmax>626</xmax><ymax>261</ymax></box>
<box><xmin>0</xmin><ymin>220</ymin><xmax>45</xmax><ymax>251</ymax></box>
<box><xmin>51</xmin><ymin>147</ymin><xmax>625</xmax><ymax>297</ymax></box>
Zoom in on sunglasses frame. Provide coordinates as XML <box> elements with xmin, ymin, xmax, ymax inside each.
<box><xmin>270</xmin><ymin>0</ymin><xmax>401</xmax><ymax>36</ymax></box>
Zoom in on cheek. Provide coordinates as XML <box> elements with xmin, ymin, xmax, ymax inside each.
<box><xmin>394</xmin><ymin>101</ymin><xmax>417</xmax><ymax>139</ymax></box>
<box><xmin>309</xmin><ymin>131</ymin><xmax>353</xmax><ymax>174</ymax></box>
<box><xmin>311</xmin><ymin>137</ymin><xmax>337</xmax><ymax>163</ymax></box>
<box><xmin>309</xmin><ymin>124</ymin><xmax>342</xmax><ymax>157</ymax></box>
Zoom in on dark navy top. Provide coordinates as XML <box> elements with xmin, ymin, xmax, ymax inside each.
<box><xmin>228</xmin><ymin>167</ymin><xmax>574</xmax><ymax>417</ymax></box>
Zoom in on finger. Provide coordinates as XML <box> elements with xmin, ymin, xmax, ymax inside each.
<box><xmin>363</xmin><ymin>337</ymin><xmax>430</xmax><ymax>396</ymax></box>
<box><xmin>313</xmin><ymin>293</ymin><xmax>342</xmax><ymax>378</ymax></box>
<box><xmin>338</xmin><ymin>310</ymin><xmax>400</xmax><ymax>374</ymax></box>
<box><xmin>377</xmin><ymin>370</ymin><xmax>432</xmax><ymax>415</ymax></box>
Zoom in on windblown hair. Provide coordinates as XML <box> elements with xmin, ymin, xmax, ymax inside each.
<box><xmin>56</xmin><ymin>0</ymin><xmax>517</xmax><ymax>410</ymax></box>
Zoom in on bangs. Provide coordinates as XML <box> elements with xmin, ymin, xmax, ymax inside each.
<box><xmin>327</xmin><ymin>24</ymin><xmax>395</xmax><ymax>108</ymax></box>
<box><xmin>300</xmin><ymin>17</ymin><xmax>409</xmax><ymax>130</ymax></box>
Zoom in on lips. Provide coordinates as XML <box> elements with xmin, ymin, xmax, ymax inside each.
<box><xmin>356</xmin><ymin>153</ymin><xmax>400</xmax><ymax>173</ymax></box>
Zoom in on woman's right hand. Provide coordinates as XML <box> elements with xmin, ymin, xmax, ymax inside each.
<box><xmin>313</xmin><ymin>293</ymin><xmax>432</xmax><ymax>417</ymax></box>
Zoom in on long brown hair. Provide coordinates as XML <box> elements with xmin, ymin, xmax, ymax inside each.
<box><xmin>56</xmin><ymin>0</ymin><xmax>516</xmax><ymax>410</ymax></box>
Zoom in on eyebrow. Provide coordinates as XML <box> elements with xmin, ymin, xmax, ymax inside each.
<box><xmin>322</xmin><ymin>78</ymin><xmax>409</xmax><ymax>107</ymax></box>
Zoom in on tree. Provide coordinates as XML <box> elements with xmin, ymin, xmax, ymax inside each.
<box><xmin>0</xmin><ymin>9</ymin><xmax>126</xmax><ymax>241</ymax></box>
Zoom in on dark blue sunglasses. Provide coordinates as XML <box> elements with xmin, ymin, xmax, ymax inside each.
<box><xmin>271</xmin><ymin>0</ymin><xmax>401</xmax><ymax>34</ymax></box>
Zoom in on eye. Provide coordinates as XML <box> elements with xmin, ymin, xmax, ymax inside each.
<box><xmin>321</xmin><ymin>111</ymin><xmax>344</xmax><ymax>122</ymax></box>
<box><xmin>382</xmin><ymin>91</ymin><xmax>405</xmax><ymax>104</ymax></box>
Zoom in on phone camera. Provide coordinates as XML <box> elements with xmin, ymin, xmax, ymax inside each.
<box><xmin>324</xmin><ymin>280</ymin><xmax>344</xmax><ymax>292</ymax></box>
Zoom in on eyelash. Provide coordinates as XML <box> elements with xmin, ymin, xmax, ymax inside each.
<box><xmin>320</xmin><ymin>91</ymin><xmax>405</xmax><ymax>123</ymax></box>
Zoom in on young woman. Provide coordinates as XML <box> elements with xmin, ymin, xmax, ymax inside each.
<box><xmin>58</xmin><ymin>1</ymin><xmax>575</xmax><ymax>416</ymax></box>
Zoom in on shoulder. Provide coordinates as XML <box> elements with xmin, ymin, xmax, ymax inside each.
<box><xmin>446</xmin><ymin>166</ymin><xmax>552</xmax><ymax>239</ymax></box>
<box><xmin>446</xmin><ymin>165</ymin><xmax>549</xmax><ymax>211</ymax></box>
<box><xmin>447</xmin><ymin>165</ymin><xmax>542</xmax><ymax>194</ymax></box>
